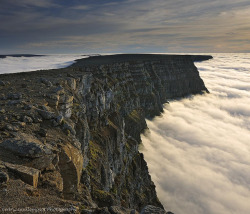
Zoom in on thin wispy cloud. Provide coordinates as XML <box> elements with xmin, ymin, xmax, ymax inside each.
<box><xmin>0</xmin><ymin>0</ymin><xmax>250</xmax><ymax>53</ymax></box>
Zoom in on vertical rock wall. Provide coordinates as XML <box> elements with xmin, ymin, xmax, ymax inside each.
<box><xmin>0</xmin><ymin>54</ymin><xmax>211</xmax><ymax>212</ymax></box>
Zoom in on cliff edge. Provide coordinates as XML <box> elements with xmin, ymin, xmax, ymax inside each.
<box><xmin>0</xmin><ymin>54</ymin><xmax>212</xmax><ymax>213</ymax></box>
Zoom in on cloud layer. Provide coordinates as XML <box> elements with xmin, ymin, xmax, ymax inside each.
<box><xmin>0</xmin><ymin>54</ymin><xmax>85</xmax><ymax>74</ymax></box>
<box><xmin>141</xmin><ymin>54</ymin><xmax>250</xmax><ymax>214</ymax></box>
<box><xmin>1</xmin><ymin>0</ymin><xmax>250</xmax><ymax>53</ymax></box>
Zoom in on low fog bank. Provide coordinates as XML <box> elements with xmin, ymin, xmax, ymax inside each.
<box><xmin>141</xmin><ymin>54</ymin><xmax>250</xmax><ymax>214</ymax></box>
<box><xmin>0</xmin><ymin>54</ymin><xmax>86</xmax><ymax>74</ymax></box>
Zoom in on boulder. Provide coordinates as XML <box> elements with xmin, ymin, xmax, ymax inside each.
<box><xmin>46</xmin><ymin>94</ymin><xmax>60</xmax><ymax>107</ymax></box>
<box><xmin>39</xmin><ymin>78</ymin><xmax>53</xmax><ymax>87</ymax></box>
<box><xmin>58</xmin><ymin>143</ymin><xmax>83</xmax><ymax>199</ymax></box>
<box><xmin>0</xmin><ymin>133</ymin><xmax>52</xmax><ymax>158</ymax></box>
<box><xmin>28</xmin><ymin>153</ymin><xmax>56</xmax><ymax>170</ymax></box>
<box><xmin>5</xmin><ymin>162</ymin><xmax>40</xmax><ymax>188</ymax></box>
<box><xmin>0</xmin><ymin>171</ymin><xmax>9</xmax><ymax>183</ymax></box>
<box><xmin>36</xmin><ymin>108</ymin><xmax>56</xmax><ymax>120</ymax></box>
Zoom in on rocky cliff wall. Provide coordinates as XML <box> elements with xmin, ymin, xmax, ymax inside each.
<box><xmin>0</xmin><ymin>54</ymin><xmax>211</xmax><ymax>213</ymax></box>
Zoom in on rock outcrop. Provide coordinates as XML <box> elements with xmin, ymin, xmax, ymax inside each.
<box><xmin>0</xmin><ymin>54</ymin><xmax>211</xmax><ymax>213</ymax></box>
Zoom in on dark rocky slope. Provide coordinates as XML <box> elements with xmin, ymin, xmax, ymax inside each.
<box><xmin>0</xmin><ymin>54</ymin><xmax>212</xmax><ymax>213</ymax></box>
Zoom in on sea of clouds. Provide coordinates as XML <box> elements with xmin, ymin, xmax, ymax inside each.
<box><xmin>0</xmin><ymin>54</ymin><xmax>88</xmax><ymax>74</ymax></box>
<box><xmin>141</xmin><ymin>53</ymin><xmax>250</xmax><ymax>214</ymax></box>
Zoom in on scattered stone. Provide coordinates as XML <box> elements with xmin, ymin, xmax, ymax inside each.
<box><xmin>3</xmin><ymin>116</ymin><xmax>8</xmax><ymax>121</ymax></box>
<box><xmin>109</xmin><ymin>206</ymin><xmax>137</xmax><ymax>214</ymax></box>
<box><xmin>46</xmin><ymin>94</ymin><xmax>59</xmax><ymax>107</ymax></box>
<box><xmin>0</xmin><ymin>80</ymin><xmax>6</xmax><ymax>86</ymax></box>
<box><xmin>5</xmin><ymin>162</ymin><xmax>40</xmax><ymax>188</ymax></box>
<box><xmin>25</xmin><ymin>186</ymin><xmax>40</xmax><ymax>197</ymax></box>
<box><xmin>95</xmin><ymin>207</ymin><xmax>111</xmax><ymax>214</ymax></box>
<box><xmin>56</xmin><ymin>115</ymin><xmax>64</xmax><ymax>124</ymax></box>
<box><xmin>21</xmin><ymin>83</ymin><xmax>28</xmax><ymax>88</ymax></box>
<box><xmin>63</xmin><ymin>122</ymin><xmax>76</xmax><ymax>136</ymax></box>
<box><xmin>81</xmin><ymin>209</ymin><xmax>94</xmax><ymax>214</ymax></box>
<box><xmin>7</xmin><ymin>100</ymin><xmax>22</xmax><ymax>105</ymax></box>
<box><xmin>140</xmin><ymin>205</ymin><xmax>167</xmax><ymax>214</ymax></box>
<box><xmin>4</xmin><ymin>124</ymin><xmax>19</xmax><ymax>132</ymax></box>
<box><xmin>0</xmin><ymin>171</ymin><xmax>9</xmax><ymax>184</ymax></box>
<box><xmin>67</xmin><ymin>73</ymin><xmax>75</xmax><ymax>78</ymax></box>
<box><xmin>12</xmin><ymin>121</ymin><xmax>26</xmax><ymax>128</ymax></box>
<box><xmin>23</xmin><ymin>104</ymin><xmax>33</xmax><ymax>110</ymax></box>
<box><xmin>130</xmin><ymin>210</ymin><xmax>139</xmax><ymax>214</ymax></box>
<box><xmin>22</xmin><ymin>115</ymin><xmax>33</xmax><ymax>123</ymax></box>
<box><xmin>39</xmin><ymin>77</ymin><xmax>53</xmax><ymax>87</ymax></box>
<box><xmin>0</xmin><ymin>131</ymin><xmax>10</xmax><ymax>137</ymax></box>
<box><xmin>37</xmin><ymin>128</ymin><xmax>47</xmax><ymax>137</ymax></box>
<box><xmin>66</xmin><ymin>78</ymin><xmax>76</xmax><ymax>90</ymax></box>
<box><xmin>0</xmin><ymin>94</ymin><xmax>6</xmax><ymax>100</ymax></box>
<box><xmin>81</xmin><ymin>169</ymin><xmax>91</xmax><ymax>191</ymax></box>
<box><xmin>52</xmin><ymin>115</ymin><xmax>64</xmax><ymax>126</ymax></box>
<box><xmin>7</xmin><ymin>93</ymin><xmax>22</xmax><ymax>100</ymax></box>
<box><xmin>30</xmin><ymin>114</ymin><xmax>43</xmax><ymax>123</ymax></box>
<box><xmin>0</xmin><ymin>108</ymin><xmax>5</xmax><ymax>114</ymax></box>
<box><xmin>53</xmin><ymin>85</ymin><xmax>64</xmax><ymax>94</ymax></box>
<box><xmin>0</xmin><ymin>161</ymin><xmax>6</xmax><ymax>170</ymax></box>
<box><xmin>36</xmin><ymin>107</ymin><xmax>55</xmax><ymax>120</ymax></box>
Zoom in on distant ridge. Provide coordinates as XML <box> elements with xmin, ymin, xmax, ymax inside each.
<box><xmin>0</xmin><ymin>54</ymin><xmax>45</xmax><ymax>59</ymax></box>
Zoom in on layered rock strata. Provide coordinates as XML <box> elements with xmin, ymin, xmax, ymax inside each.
<box><xmin>0</xmin><ymin>54</ymin><xmax>211</xmax><ymax>213</ymax></box>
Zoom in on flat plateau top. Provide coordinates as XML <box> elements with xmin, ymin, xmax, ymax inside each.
<box><xmin>72</xmin><ymin>54</ymin><xmax>212</xmax><ymax>67</ymax></box>
<box><xmin>0</xmin><ymin>54</ymin><xmax>212</xmax><ymax>79</ymax></box>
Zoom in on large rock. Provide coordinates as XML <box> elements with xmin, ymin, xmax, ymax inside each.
<box><xmin>58</xmin><ymin>143</ymin><xmax>83</xmax><ymax>199</ymax></box>
<box><xmin>0</xmin><ymin>133</ymin><xmax>52</xmax><ymax>158</ymax></box>
<box><xmin>36</xmin><ymin>107</ymin><xmax>56</xmax><ymax>120</ymax></box>
<box><xmin>5</xmin><ymin>162</ymin><xmax>40</xmax><ymax>188</ymax></box>
<box><xmin>0</xmin><ymin>171</ymin><xmax>9</xmax><ymax>183</ymax></box>
<box><xmin>39</xmin><ymin>77</ymin><xmax>53</xmax><ymax>87</ymax></box>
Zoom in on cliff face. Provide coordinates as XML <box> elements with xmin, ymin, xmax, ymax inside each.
<box><xmin>0</xmin><ymin>54</ymin><xmax>211</xmax><ymax>213</ymax></box>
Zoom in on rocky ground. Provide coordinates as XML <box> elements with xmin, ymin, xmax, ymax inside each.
<box><xmin>0</xmin><ymin>54</ymin><xmax>211</xmax><ymax>213</ymax></box>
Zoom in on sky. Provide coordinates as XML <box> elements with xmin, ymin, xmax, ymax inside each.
<box><xmin>1</xmin><ymin>0</ymin><xmax>250</xmax><ymax>54</ymax></box>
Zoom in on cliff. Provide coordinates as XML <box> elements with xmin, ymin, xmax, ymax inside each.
<box><xmin>0</xmin><ymin>54</ymin><xmax>211</xmax><ymax>213</ymax></box>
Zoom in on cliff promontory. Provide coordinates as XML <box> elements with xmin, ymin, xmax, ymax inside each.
<box><xmin>0</xmin><ymin>54</ymin><xmax>212</xmax><ymax>213</ymax></box>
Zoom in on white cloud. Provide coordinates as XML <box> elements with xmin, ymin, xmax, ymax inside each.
<box><xmin>0</xmin><ymin>55</ymin><xmax>86</xmax><ymax>74</ymax></box>
<box><xmin>141</xmin><ymin>53</ymin><xmax>250</xmax><ymax>214</ymax></box>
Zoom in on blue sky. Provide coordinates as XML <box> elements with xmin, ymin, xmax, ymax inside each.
<box><xmin>1</xmin><ymin>0</ymin><xmax>250</xmax><ymax>54</ymax></box>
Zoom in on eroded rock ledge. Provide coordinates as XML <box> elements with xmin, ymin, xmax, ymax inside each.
<box><xmin>0</xmin><ymin>54</ymin><xmax>212</xmax><ymax>213</ymax></box>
